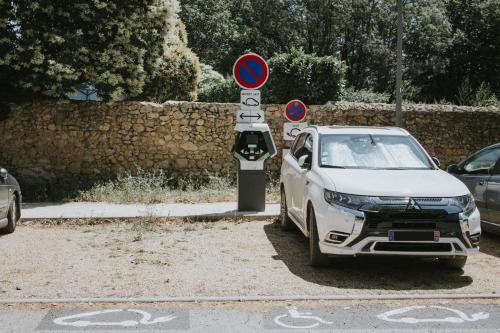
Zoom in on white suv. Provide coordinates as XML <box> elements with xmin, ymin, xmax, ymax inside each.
<box><xmin>280</xmin><ymin>126</ymin><xmax>481</xmax><ymax>268</ymax></box>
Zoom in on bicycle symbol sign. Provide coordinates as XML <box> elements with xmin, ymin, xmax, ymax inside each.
<box><xmin>284</xmin><ymin>100</ymin><xmax>307</xmax><ymax>122</ymax></box>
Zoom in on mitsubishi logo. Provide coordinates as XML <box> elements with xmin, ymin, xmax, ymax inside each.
<box><xmin>406</xmin><ymin>198</ymin><xmax>422</xmax><ymax>211</ymax></box>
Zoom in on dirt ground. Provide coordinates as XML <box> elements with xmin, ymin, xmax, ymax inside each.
<box><xmin>1</xmin><ymin>219</ymin><xmax>500</xmax><ymax>298</ymax></box>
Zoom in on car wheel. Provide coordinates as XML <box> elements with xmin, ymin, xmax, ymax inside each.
<box><xmin>308</xmin><ymin>206</ymin><xmax>329</xmax><ymax>267</ymax></box>
<box><xmin>3</xmin><ymin>196</ymin><xmax>17</xmax><ymax>234</ymax></box>
<box><xmin>439</xmin><ymin>256</ymin><xmax>467</xmax><ymax>270</ymax></box>
<box><xmin>280</xmin><ymin>188</ymin><xmax>294</xmax><ymax>231</ymax></box>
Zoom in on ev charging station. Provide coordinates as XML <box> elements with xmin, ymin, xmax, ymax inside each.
<box><xmin>232</xmin><ymin>54</ymin><xmax>276</xmax><ymax>211</ymax></box>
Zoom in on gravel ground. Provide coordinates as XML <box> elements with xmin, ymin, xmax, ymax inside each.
<box><xmin>1</xmin><ymin>219</ymin><xmax>499</xmax><ymax>298</ymax></box>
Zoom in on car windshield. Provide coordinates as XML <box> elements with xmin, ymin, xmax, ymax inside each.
<box><xmin>320</xmin><ymin>134</ymin><xmax>433</xmax><ymax>170</ymax></box>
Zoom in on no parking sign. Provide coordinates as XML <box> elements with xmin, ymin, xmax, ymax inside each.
<box><xmin>283</xmin><ymin>99</ymin><xmax>307</xmax><ymax>141</ymax></box>
<box><xmin>233</xmin><ymin>53</ymin><xmax>269</xmax><ymax>90</ymax></box>
<box><xmin>284</xmin><ymin>100</ymin><xmax>307</xmax><ymax>122</ymax></box>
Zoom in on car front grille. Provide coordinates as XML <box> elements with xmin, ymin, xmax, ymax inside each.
<box><xmin>373</xmin><ymin>242</ymin><xmax>452</xmax><ymax>252</ymax></box>
<box><xmin>347</xmin><ymin>204</ymin><xmax>467</xmax><ymax>247</ymax></box>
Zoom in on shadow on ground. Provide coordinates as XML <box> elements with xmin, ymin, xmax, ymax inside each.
<box><xmin>480</xmin><ymin>232</ymin><xmax>500</xmax><ymax>259</ymax></box>
<box><xmin>263</xmin><ymin>221</ymin><xmax>477</xmax><ymax>291</ymax></box>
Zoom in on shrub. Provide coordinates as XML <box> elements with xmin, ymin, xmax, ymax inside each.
<box><xmin>142</xmin><ymin>44</ymin><xmax>200</xmax><ymax>102</ymax></box>
<box><xmin>264</xmin><ymin>49</ymin><xmax>346</xmax><ymax>104</ymax></box>
<box><xmin>341</xmin><ymin>87</ymin><xmax>390</xmax><ymax>103</ymax></box>
<box><xmin>471</xmin><ymin>82</ymin><xmax>498</xmax><ymax>107</ymax></box>
<box><xmin>197</xmin><ymin>78</ymin><xmax>240</xmax><ymax>103</ymax></box>
<box><xmin>198</xmin><ymin>63</ymin><xmax>225</xmax><ymax>89</ymax></box>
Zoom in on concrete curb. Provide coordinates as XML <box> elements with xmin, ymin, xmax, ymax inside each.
<box><xmin>22</xmin><ymin>213</ymin><xmax>279</xmax><ymax>222</ymax></box>
<box><xmin>1</xmin><ymin>293</ymin><xmax>499</xmax><ymax>304</ymax></box>
<box><xmin>21</xmin><ymin>202</ymin><xmax>280</xmax><ymax>220</ymax></box>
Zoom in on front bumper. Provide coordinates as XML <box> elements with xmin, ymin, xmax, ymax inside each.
<box><xmin>319</xmin><ymin>236</ymin><xmax>479</xmax><ymax>257</ymax></box>
<box><xmin>316</xmin><ymin>201</ymin><xmax>481</xmax><ymax>257</ymax></box>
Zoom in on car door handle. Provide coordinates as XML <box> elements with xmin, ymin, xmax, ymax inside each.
<box><xmin>306</xmin><ymin>180</ymin><xmax>310</xmax><ymax>185</ymax></box>
<box><xmin>478</xmin><ymin>180</ymin><xmax>485</xmax><ymax>185</ymax></box>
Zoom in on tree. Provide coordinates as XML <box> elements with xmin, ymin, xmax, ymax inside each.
<box><xmin>2</xmin><ymin>0</ymin><xmax>198</xmax><ymax>102</ymax></box>
<box><xmin>0</xmin><ymin>0</ymin><xmax>20</xmax><ymax>101</ymax></box>
<box><xmin>179</xmin><ymin>0</ymin><xmax>239</xmax><ymax>73</ymax></box>
<box><xmin>445</xmin><ymin>0</ymin><xmax>500</xmax><ymax>101</ymax></box>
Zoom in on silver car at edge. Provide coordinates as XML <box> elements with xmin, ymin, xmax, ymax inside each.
<box><xmin>447</xmin><ymin>143</ymin><xmax>500</xmax><ymax>235</ymax></box>
<box><xmin>0</xmin><ymin>167</ymin><xmax>21</xmax><ymax>234</ymax></box>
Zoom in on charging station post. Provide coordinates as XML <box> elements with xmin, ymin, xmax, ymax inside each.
<box><xmin>231</xmin><ymin>53</ymin><xmax>276</xmax><ymax>211</ymax></box>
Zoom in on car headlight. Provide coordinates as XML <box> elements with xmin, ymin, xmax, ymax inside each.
<box><xmin>324</xmin><ymin>189</ymin><xmax>374</xmax><ymax>210</ymax></box>
<box><xmin>450</xmin><ymin>194</ymin><xmax>476</xmax><ymax>216</ymax></box>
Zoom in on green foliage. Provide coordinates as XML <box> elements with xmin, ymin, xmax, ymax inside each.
<box><xmin>198</xmin><ymin>63</ymin><xmax>225</xmax><ymax>89</ymax></box>
<box><xmin>0</xmin><ymin>0</ymin><xmax>199</xmax><ymax>102</ymax></box>
<box><xmin>198</xmin><ymin>50</ymin><xmax>346</xmax><ymax>104</ymax></box>
<box><xmin>179</xmin><ymin>0</ymin><xmax>239</xmax><ymax>72</ymax></box>
<box><xmin>197</xmin><ymin>78</ymin><xmax>239</xmax><ymax>103</ymax></box>
<box><xmin>264</xmin><ymin>50</ymin><xmax>346</xmax><ymax>104</ymax></box>
<box><xmin>471</xmin><ymin>83</ymin><xmax>498</xmax><ymax>107</ymax></box>
<box><xmin>455</xmin><ymin>79</ymin><xmax>498</xmax><ymax>107</ymax></box>
<box><xmin>182</xmin><ymin>0</ymin><xmax>500</xmax><ymax>106</ymax></box>
<box><xmin>0</xmin><ymin>0</ymin><xmax>22</xmax><ymax>101</ymax></box>
<box><xmin>341</xmin><ymin>87</ymin><xmax>390</xmax><ymax>104</ymax></box>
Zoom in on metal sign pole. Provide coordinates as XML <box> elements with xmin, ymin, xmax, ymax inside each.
<box><xmin>395</xmin><ymin>0</ymin><xmax>404</xmax><ymax>127</ymax></box>
<box><xmin>232</xmin><ymin>53</ymin><xmax>276</xmax><ymax>212</ymax></box>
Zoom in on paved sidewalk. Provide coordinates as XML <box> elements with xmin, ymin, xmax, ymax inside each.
<box><xmin>21</xmin><ymin>202</ymin><xmax>280</xmax><ymax>220</ymax></box>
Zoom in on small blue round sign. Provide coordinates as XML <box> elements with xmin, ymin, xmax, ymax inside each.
<box><xmin>284</xmin><ymin>100</ymin><xmax>307</xmax><ymax>122</ymax></box>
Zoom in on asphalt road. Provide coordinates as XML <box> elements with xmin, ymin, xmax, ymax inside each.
<box><xmin>1</xmin><ymin>299</ymin><xmax>499</xmax><ymax>332</ymax></box>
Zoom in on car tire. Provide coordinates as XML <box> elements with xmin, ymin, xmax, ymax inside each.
<box><xmin>3</xmin><ymin>196</ymin><xmax>18</xmax><ymax>234</ymax></box>
<box><xmin>439</xmin><ymin>256</ymin><xmax>467</xmax><ymax>270</ymax></box>
<box><xmin>280</xmin><ymin>188</ymin><xmax>294</xmax><ymax>231</ymax></box>
<box><xmin>308</xmin><ymin>206</ymin><xmax>329</xmax><ymax>267</ymax></box>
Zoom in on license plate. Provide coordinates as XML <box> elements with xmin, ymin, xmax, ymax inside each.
<box><xmin>388</xmin><ymin>230</ymin><xmax>440</xmax><ymax>242</ymax></box>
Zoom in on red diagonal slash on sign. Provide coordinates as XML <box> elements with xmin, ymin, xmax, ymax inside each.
<box><xmin>233</xmin><ymin>53</ymin><xmax>269</xmax><ymax>89</ymax></box>
<box><xmin>240</xmin><ymin>61</ymin><xmax>260</xmax><ymax>81</ymax></box>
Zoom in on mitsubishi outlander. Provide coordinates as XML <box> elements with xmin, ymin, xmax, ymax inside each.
<box><xmin>280</xmin><ymin>126</ymin><xmax>480</xmax><ymax>268</ymax></box>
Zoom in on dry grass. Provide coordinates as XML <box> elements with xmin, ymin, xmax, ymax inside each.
<box><xmin>75</xmin><ymin>169</ymin><xmax>280</xmax><ymax>204</ymax></box>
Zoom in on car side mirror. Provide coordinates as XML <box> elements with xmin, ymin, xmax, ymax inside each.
<box><xmin>0</xmin><ymin>168</ymin><xmax>8</xmax><ymax>180</ymax></box>
<box><xmin>432</xmin><ymin>157</ymin><xmax>441</xmax><ymax>168</ymax></box>
<box><xmin>447</xmin><ymin>164</ymin><xmax>460</xmax><ymax>174</ymax></box>
<box><xmin>298</xmin><ymin>155</ymin><xmax>311</xmax><ymax>170</ymax></box>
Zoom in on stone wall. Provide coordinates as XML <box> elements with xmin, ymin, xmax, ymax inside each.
<box><xmin>0</xmin><ymin>100</ymin><xmax>499</xmax><ymax>197</ymax></box>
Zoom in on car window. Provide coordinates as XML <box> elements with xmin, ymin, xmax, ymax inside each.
<box><xmin>319</xmin><ymin>134</ymin><xmax>432</xmax><ymax>169</ymax></box>
<box><xmin>463</xmin><ymin>148</ymin><xmax>500</xmax><ymax>174</ymax></box>
<box><xmin>291</xmin><ymin>133</ymin><xmax>307</xmax><ymax>159</ymax></box>
<box><xmin>492</xmin><ymin>158</ymin><xmax>500</xmax><ymax>175</ymax></box>
<box><xmin>292</xmin><ymin>133</ymin><xmax>313</xmax><ymax>160</ymax></box>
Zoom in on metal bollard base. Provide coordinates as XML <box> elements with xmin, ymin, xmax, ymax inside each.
<box><xmin>237</xmin><ymin>169</ymin><xmax>266</xmax><ymax>212</ymax></box>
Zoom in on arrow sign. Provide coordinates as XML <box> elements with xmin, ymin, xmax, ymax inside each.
<box><xmin>240</xmin><ymin>113</ymin><xmax>262</xmax><ymax>120</ymax></box>
<box><xmin>236</xmin><ymin>110</ymin><xmax>265</xmax><ymax>123</ymax></box>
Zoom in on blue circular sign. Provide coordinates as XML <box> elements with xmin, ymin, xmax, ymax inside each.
<box><xmin>233</xmin><ymin>54</ymin><xmax>269</xmax><ymax>89</ymax></box>
<box><xmin>284</xmin><ymin>100</ymin><xmax>307</xmax><ymax>122</ymax></box>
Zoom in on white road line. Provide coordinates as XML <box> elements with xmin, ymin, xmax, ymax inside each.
<box><xmin>1</xmin><ymin>293</ymin><xmax>500</xmax><ymax>304</ymax></box>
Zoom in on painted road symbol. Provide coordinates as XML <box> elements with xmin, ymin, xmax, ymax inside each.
<box><xmin>283</xmin><ymin>122</ymin><xmax>308</xmax><ymax>141</ymax></box>
<box><xmin>377</xmin><ymin>305</ymin><xmax>490</xmax><ymax>324</ymax></box>
<box><xmin>38</xmin><ymin>308</ymin><xmax>190</xmax><ymax>330</ymax></box>
<box><xmin>284</xmin><ymin>100</ymin><xmax>307</xmax><ymax>122</ymax></box>
<box><xmin>233</xmin><ymin>54</ymin><xmax>269</xmax><ymax>89</ymax></box>
<box><xmin>273</xmin><ymin>306</ymin><xmax>333</xmax><ymax>329</ymax></box>
<box><xmin>51</xmin><ymin>309</ymin><xmax>178</xmax><ymax>328</ymax></box>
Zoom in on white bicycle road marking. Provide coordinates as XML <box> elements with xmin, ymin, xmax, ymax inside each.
<box><xmin>53</xmin><ymin>309</ymin><xmax>177</xmax><ymax>327</ymax></box>
<box><xmin>274</xmin><ymin>306</ymin><xmax>333</xmax><ymax>329</ymax></box>
<box><xmin>377</xmin><ymin>305</ymin><xmax>490</xmax><ymax>324</ymax></box>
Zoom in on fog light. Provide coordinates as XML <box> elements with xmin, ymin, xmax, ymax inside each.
<box><xmin>325</xmin><ymin>231</ymin><xmax>349</xmax><ymax>244</ymax></box>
